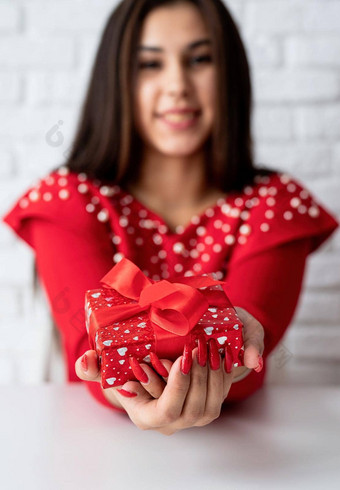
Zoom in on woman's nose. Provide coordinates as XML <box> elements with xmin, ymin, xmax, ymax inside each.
<box><xmin>163</xmin><ymin>61</ymin><xmax>190</xmax><ymax>95</ymax></box>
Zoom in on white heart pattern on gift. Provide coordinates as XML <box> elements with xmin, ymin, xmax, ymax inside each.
<box><xmin>145</xmin><ymin>344</ymin><xmax>151</xmax><ymax>350</ymax></box>
<box><xmin>223</xmin><ymin>317</ymin><xmax>229</xmax><ymax>321</ymax></box>
<box><xmin>103</xmin><ymin>340</ymin><xmax>113</xmax><ymax>346</ymax></box>
<box><xmin>212</xmin><ymin>314</ymin><xmax>218</xmax><ymax>318</ymax></box>
<box><xmin>217</xmin><ymin>336</ymin><xmax>227</xmax><ymax>344</ymax></box>
<box><xmin>143</xmin><ymin>355</ymin><xmax>151</xmax><ymax>362</ymax></box>
<box><xmin>233</xmin><ymin>324</ymin><xmax>239</xmax><ymax>330</ymax></box>
<box><xmin>204</xmin><ymin>327</ymin><xmax>214</xmax><ymax>335</ymax></box>
<box><xmin>119</xmin><ymin>360</ymin><xmax>125</xmax><ymax>365</ymax></box>
<box><xmin>138</xmin><ymin>322</ymin><xmax>146</xmax><ymax>327</ymax></box>
<box><xmin>91</xmin><ymin>292</ymin><xmax>101</xmax><ymax>298</ymax></box>
<box><xmin>133</xmin><ymin>336</ymin><xmax>139</xmax><ymax>340</ymax></box>
<box><xmin>117</xmin><ymin>347</ymin><xmax>128</xmax><ymax>356</ymax></box>
<box><xmin>106</xmin><ymin>377</ymin><xmax>116</xmax><ymax>385</ymax></box>
<box><xmin>208</xmin><ymin>308</ymin><xmax>217</xmax><ymax>313</ymax></box>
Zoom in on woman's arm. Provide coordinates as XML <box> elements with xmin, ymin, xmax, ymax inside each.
<box><xmin>224</xmin><ymin>238</ymin><xmax>311</xmax><ymax>401</ymax></box>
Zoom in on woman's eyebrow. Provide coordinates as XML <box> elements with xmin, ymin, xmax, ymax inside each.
<box><xmin>137</xmin><ymin>38</ymin><xmax>211</xmax><ymax>52</ymax></box>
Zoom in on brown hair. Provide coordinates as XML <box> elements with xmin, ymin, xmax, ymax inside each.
<box><xmin>51</xmin><ymin>0</ymin><xmax>276</xmax><ymax>190</ymax></box>
<box><xmin>37</xmin><ymin>0</ymin><xmax>278</xmax><ymax>292</ymax></box>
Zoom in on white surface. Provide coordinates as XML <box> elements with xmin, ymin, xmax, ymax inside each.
<box><xmin>1</xmin><ymin>384</ymin><xmax>340</xmax><ymax>490</ymax></box>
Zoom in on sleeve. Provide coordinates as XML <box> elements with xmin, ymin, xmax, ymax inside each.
<box><xmin>1</xmin><ymin>169</ymin><xmax>126</xmax><ymax>413</ymax></box>
<box><xmin>231</xmin><ymin>173</ymin><xmax>339</xmax><ymax>265</ymax></box>
<box><xmin>223</xmin><ymin>237</ymin><xmax>311</xmax><ymax>405</ymax></box>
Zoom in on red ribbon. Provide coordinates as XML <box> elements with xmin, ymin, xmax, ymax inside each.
<box><xmin>91</xmin><ymin>258</ymin><xmax>230</xmax><ymax>339</ymax></box>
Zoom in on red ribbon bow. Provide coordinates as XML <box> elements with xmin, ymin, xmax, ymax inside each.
<box><xmin>91</xmin><ymin>258</ymin><xmax>230</xmax><ymax>339</ymax></box>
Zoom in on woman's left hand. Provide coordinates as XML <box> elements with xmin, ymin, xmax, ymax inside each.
<box><xmin>233</xmin><ymin>306</ymin><xmax>265</xmax><ymax>376</ymax></box>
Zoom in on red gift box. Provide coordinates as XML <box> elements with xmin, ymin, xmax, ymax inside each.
<box><xmin>85</xmin><ymin>258</ymin><xmax>245</xmax><ymax>389</ymax></box>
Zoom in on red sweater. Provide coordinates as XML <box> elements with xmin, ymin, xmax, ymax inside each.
<box><xmin>2</xmin><ymin>167</ymin><xmax>339</xmax><ymax>413</ymax></box>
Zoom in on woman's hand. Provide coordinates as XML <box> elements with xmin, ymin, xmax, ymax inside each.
<box><xmin>75</xmin><ymin>307</ymin><xmax>265</xmax><ymax>436</ymax></box>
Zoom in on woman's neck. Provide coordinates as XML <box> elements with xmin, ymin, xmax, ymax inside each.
<box><xmin>128</xmin><ymin>151</ymin><xmax>213</xmax><ymax>210</ymax></box>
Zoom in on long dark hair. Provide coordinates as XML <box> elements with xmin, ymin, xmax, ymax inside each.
<box><xmin>36</xmin><ymin>0</ymin><xmax>278</xmax><ymax>292</ymax></box>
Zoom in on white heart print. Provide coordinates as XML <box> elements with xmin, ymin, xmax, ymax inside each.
<box><xmin>117</xmin><ymin>347</ymin><xmax>128</xmax><ymax>356</ymax></box>
<box><xmin>119</xmin><ymin>360</ymin><xmax>125</xmax><ymax>365</ymax></box>
<box><xmin>106</xmin><ymin>377</ymin><xmax>116</xmax><ymax>385</ymax></box>
<box><xmin>145</xmin><ymin>344</ymin><xmax>151</xmax><ymax>350</ymax></box>
<box><xmin>212</xmin><ymin>314</ymin><xmax>218</xmax><ymax>318</ymax></box>
<box><xmin>103</xmin><ymin>340</ymin><xmax>113</xmax><ymax>346</ymax></box>
<box><xmin>233</xmin><ymin>324</ymin><xmax>239</xmax><ymax>330</ymax></box>
<box><xmin>204</xmin><ymin>327</ymin><xmax>214</xmax><ymax>335</ymax></box>
<box><xmin>217</xmin><ymin>336</ymin><xmax>227</xmax><ymax>345</ymax></box>
<box><xmin>91</xmin><ymin>292</ymin><xmax>101</xmax><ymax>298</ymax></box>
<box><xmin>208</xmin><ymin>308</ymin><xmax>217</xmax><ymax>313</ymax></box>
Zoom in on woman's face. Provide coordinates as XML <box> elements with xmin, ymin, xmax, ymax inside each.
<box><xmin>133</xmin><ymin>2</ymin><xmax>216</xmax><ymax>158</ymax></box>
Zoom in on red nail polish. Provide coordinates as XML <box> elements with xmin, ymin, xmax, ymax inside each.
<box><xmin>129</xmin><ymin>357</ymin><xmax>149</xmax><ymax>383</ymax></box>
<box><xmin>117</xmin><ymin>388</ymin><xmax>137</xmax><ymax>398</ymax></box>
<box><xmin>81</xmin><ymin>354</ymin><xmax>88</xmax><ymax>372</ymax></box>
<box><xmin>197</xmin><ymin>335</ymin><xmax>207</xmax><ymax>367</ymax></box>
<box><xmin>181</xmin><ymin>343</ymin><xmax>192</xmax><ymax>375</ymax></box>
<box><xmin>149</xmin><ymin>351</ymin><xmax>169</xmax><ymax>377</ymax></box>
<box><xmin>208</xmin><ymin>338</ymin><xmax>220</xmax><ymax>370</ymax></box>
<box><xmin>254</xmin><ymin>355</ymin><xmax>263</xmax><ymax>373</ymax></box>
<box><xmin>224</xmin><ymin>344</ymin><xmax>233</xmax><ymax>374</ymax></box>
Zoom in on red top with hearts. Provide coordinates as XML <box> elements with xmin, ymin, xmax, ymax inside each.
<box><xmin>2</xmin><ymin>165</ymin><xmax>339</xmax><ymax>412</ymax></box>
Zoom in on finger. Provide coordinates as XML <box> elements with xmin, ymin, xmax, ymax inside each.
<box><xmin>129</xmin><ymin>357</ymin><xmax>167</xmax><ymax>399</ymax></box>
<box><xmin>235</xmin><ymin>307</ymin><xmax>265</xmax><ymax>370</ymax></box>
<box><xmin>180</xmin><ymin>347</ymin><xmax>207</xmax><ymax>423</ymax></box>
<box><xmin>155</xmin><ymin>353</ymin><xmax>191</xmax><ymax>424</ymax></box>
<box><xmin>149</xmin><ymin>352</ymin><xmax>171</xmax><ymax>380</ymax></box>
<box><xmin>75</xmin><ymin>350</ymin><xmax>101</xmax><ymax>382</ymax></box>
<box><xmin>202</xmin><ymin>339</ymin><xmax>224</xmax><ymax>422</ymax></box>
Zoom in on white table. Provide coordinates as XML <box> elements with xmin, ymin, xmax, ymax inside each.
<box><xmin>1</xmin><ymin>383</ymin><xmax>340</xmax><ymax>490</ymax></box>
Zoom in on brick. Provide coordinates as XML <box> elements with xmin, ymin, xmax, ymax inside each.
<box><xmin>243</xmin><ymin>33</ymin><xmax>282</xmax><ymax>68</ymax></box>
<box><xmin>305</xmin><ymin>178</ymin><xmax>340</xmax><ymax>214</ymax></box>
<box><xmin>295</xmin><ymin>104</ymin><xmax>340</xmax><ymax>141</ymax></box>
<box><xmin>0</xmin><ymin>106</ymin><xmax>77</xmax><ymax>143</ymax></box>
<box><xmin>0</xmin><ymin>72</ymin><xmax>22</xmax><ymax>103</ymax></box>
<box><xmin>266</xmin><ymin>354</ymin><xmax>340</xmax><ymax>385</ymax></box>
<box><xmin>26</xmin><ymin>71</ymin><xmax>87</xmax><ymax>106</ymax></box>
<box><xmin>0</xmin><ymin>247</ymin><xmax>33</xmax><ymax>286</ymax></box>
<box><xmin>288</xmin><ymin>327</ymin><xmax>340</xmax><ymax>361</ymax></box>
<box><xmin>304</xmin><ymin>254</ymin><xmax>340</xmax><ymax>289</ymax></box>
<box><xmin>254</xmin><ymin>69</ymin><xmax>340</xmax><ymax>103</ymax></box>
<box><xmin>294</xmin><ymin>291</ymin><xmax>340</xmax><ymax>325</ymax></box>
<box><xmin>303</xmin><ymin>0</ymin><xmax>340</xmax><ymax>33</ymax></box>
<box><xmin>0</xmin><ymin>2</ymin><xmax>21</xmax><ymax>33</ymax></box>
<box><xmin>0</xmin><ymin>36</ymin><xmax>75</xmax><ymax>68</ymax></box>
<box><xmin>253</xmin><ymin>106</ymin><xmax>293</xmax><ymax>141</ymax></box>
<box><xmin>286</xmin><ymin>35</ymin><xmax>340</xmax><ymax>67</ymax></box>
<box><xmin>15</xmin><ymin>138</ymin><xmax>72</xmax><ymax>181</ymax></box>
<box><xmin>25</xmin><ymin>0</ymin><xmax>116</xmax><ymax>33</ymax></box>
<box><xmin>245</xmin><ymin>0</ymin><xmax>301</xmax><ymax>34</ymax></box>
<box><xmin>0</xmin><ymin>148</ymin><xmax>15</xmax><ymax>177</ymax></box>
<box><xmin>254</xmin><ymin>142</ymin><xmax>332</xmax><ymax>178</ymax></box>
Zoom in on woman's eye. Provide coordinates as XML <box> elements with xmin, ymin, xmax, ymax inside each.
<box><xmin>138</xmin><ymin>55</ymin><xmax>212</xmax><ymax>70</ymax></box>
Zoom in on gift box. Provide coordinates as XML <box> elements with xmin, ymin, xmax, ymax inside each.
<box><xmin>85</xmin><ymin>258</ymin><xmax>245</xmax><ymax>389</ymax></box>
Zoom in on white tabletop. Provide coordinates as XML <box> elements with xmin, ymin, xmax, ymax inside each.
<box><xmin>1</xmin><ymin>383</ymin><xmax>340</xmax><ymax>490</ymax></box>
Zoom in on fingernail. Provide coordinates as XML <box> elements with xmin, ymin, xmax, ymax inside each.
<box><xmin>224</xmin><ymin>344</ymin><xmax>233</xmax><ymax>374</ymax></box>
<box><xmin>197</xmin><ymin>335</ymin><xmax>207</xmax><ymax>367</ymax></box>
<box><xmin>254</xmin><ymin>355</ymin><xmax>263</xmax><ymax>373</ymax></box>
<box><xmin>181</xmin><ymin>343</ymin><xmax>192</xmax><ymax>375</ymax></box>
<box><xmin>129</xmin><ymin>357</ymin><xmax>149</xmax><ymax>384</ymax></box>
<box><xmin>149</xmin><ymin>351</ymin><xmax>169</xmax><ymax>377</ymax></box>
<box><xmin>116</xmin><ymin>388</ymin><xmax>137</xmax><ymax>398</ymax></box>
<box><xmin>208</xmin><ymin>338</ymin><xmax>220</xmax><ymax>370</ymax></box>
<box><xmin>81</xmin><ymin>354</ymin><xmax>88</xmax><ymax>372</ymax></box>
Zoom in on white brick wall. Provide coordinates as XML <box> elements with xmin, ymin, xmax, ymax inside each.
<box><xmin>0</xmin><ymin>0</ymin><xmax>339</xmax><ymax>386</ymax></box>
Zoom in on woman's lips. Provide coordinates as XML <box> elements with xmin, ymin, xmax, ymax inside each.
<box><xmin>157</xmin><ymin>111</ymin><xmax>201</xmax><ymax>129</ymax></box>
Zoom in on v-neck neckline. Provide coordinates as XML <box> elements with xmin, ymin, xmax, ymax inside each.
<box><xmin>119</xmin><ymin>187</ymin><xmax>230</xmax><ymax>237</ymax></box>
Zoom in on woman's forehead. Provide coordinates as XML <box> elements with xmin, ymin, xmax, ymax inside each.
<box><xmin>138</xmin><ymin>3</ymin><xmax>209</xmax><ymax>49</ymax></box>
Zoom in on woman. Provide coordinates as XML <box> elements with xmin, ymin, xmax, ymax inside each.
<box><xmin>2</xmin><ymin>0</ymin><xmax>338</xmax><ymax>436</ymax></box>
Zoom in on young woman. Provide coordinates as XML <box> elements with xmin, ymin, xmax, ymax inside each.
<box><xmin>2</xmin><ymin>0</ymin><xmax>338</xmax><ymax>436</ymax></box>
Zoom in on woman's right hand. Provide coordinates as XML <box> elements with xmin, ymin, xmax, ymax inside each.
<box><xmin>75</xmin><ymin>339</ymin><xmax>237</xmax><ymax>436</ymax></box>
